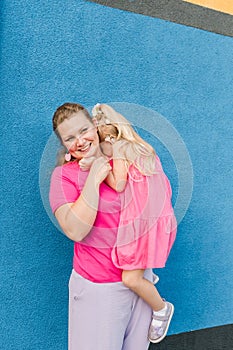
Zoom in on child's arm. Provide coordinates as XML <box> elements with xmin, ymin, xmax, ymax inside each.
<box><xmin>105</xmin><ymin>158</ymin><xmax>127</xmax><ymax>192</ymax></box>
<box><xmin>105</xmin><ymin>141</ymin><xmax>128</xmax><ymax>192</ymax></box>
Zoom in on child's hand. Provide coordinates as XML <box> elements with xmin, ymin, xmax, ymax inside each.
<box><xmin>79</xmin><ymin>156</ymin><xmax>97</xmax><ymax>171</ymax></box>
<box><xmin>100</xmin><ymin>141</ymin><xmax>113</xmax><ymax>158</ymax></box>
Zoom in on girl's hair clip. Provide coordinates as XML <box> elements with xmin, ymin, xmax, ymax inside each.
<box><xmin>92</xmin><ymin>103</ymin><xmax>103</xmax><ymax>117</ymax></box>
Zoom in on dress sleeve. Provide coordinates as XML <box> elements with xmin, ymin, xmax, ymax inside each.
<box><xmin>49</xmin><ymin>165</ymin><xmax>80</xmax><ymax>214</ymax></box>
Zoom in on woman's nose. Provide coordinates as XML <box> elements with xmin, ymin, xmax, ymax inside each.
<box><xmin>75</xmin><ymin>135</ymin><xmax>85</xmax><ymax>147</ymax></box>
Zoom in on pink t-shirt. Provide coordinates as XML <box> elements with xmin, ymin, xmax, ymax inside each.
<box><xmin>49</xmin><ymin>161</ymin><xmax>122</xmax><ymax>283</ymax></box>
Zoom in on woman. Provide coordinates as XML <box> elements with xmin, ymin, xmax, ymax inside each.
<box><xmin>49</xmin><ymin>102</ymin><xmax>155</xmax><ymax>350</ymax></box>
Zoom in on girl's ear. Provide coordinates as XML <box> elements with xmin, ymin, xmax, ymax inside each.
<box><xmin>92</xmin><ymin>117</ymin><xmax>98</xmax><ymax>127</ymax></box>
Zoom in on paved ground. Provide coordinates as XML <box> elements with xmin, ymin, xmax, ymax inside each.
<box><xmin>148</xmin><ymin>324</ymin><xmax>233</xmax><ymax>350</ymax></box>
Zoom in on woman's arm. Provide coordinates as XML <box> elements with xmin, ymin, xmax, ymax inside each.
<box><xmin>55</xmin><ymin>157</ymin><xmax>111</xmax><ymax>242</ymax></box>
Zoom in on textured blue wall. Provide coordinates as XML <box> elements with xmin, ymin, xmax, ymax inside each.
<box><xmin>1</xmin><ymin>1</ymin><xmax>233</xmax><ymax>349</ymax></box>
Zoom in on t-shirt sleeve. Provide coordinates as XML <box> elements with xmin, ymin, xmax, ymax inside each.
<box><xmin>49</xmin><ymin>166</ymin><xmax>80</xmax><ymax>214</ymax></box>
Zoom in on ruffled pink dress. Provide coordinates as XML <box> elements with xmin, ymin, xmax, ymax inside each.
<box><xmin>111</xmin><ymin>155</ymin><xmax>177</xmax><ymax>270</ymax></box>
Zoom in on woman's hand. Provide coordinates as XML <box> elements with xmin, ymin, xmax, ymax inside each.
<box><xmin>55</xmin><ymin>156</ymin><xmax>111</xmax><ymax>243</ymax></box>
<box><xmin>89</xmin><ymin>156</ymin><xmax>112</xmax><ymax>187</ymax></box>
<box><xmin>79</xmin><ymin>156</ymin><xmax>96</xmax><ymax>171</ymax></box>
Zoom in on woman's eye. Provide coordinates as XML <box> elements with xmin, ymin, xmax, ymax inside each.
<box><xmin>65</xmin><ymin>137</ymin><xmax>74</xmax><ymax>142</ymax></box>
<box><xmin>81</xmin><ymin>128</ymin><xmax>88</xmax><ymax>134</ymax></box>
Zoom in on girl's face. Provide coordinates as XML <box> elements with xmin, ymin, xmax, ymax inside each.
<box><xmin>57</xmin><ymin>112</ymin><xmax>100</xmax><ymax>161</ymax></box>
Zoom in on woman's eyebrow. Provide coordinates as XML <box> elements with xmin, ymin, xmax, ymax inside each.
<box><xmin>63</xmin><ymin>125</ymin><xmax>89</xmax><ymax>139</ymax></box>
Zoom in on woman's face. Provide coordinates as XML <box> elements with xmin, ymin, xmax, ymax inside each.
<box><xmin>57</xmin><ymin>112</ymin><xmax>100</xmax><ymax>161</ymax></box>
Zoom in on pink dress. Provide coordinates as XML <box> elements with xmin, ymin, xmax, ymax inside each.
<box><xmin>111</xmin><ymin>155</ymin><xmax>177</xmax><ymax>270</ymax></box>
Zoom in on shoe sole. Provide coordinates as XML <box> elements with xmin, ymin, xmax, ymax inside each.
<box><xmin>148</xmin><ymin>302</ymin><xmax>174</xmax><ymax>344</ymax></box>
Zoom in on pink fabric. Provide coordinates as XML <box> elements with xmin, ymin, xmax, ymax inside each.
<box><xmin>49</xmin><ymin>161</ymin><xmax>123</xmax><ymax>283</ymax></box>
<box><xmin>111</xmin><ymin>156</ymin><xmax>177</xmax><ymax>270</ymax></box>
<box><xmin>49</xmin><ymin>155</ymin><xmax>177</xmax><ymax>281</ymax></box>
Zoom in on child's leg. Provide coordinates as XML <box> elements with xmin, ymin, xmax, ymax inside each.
<box><xmin>122</xmin><ymin>269</ymin><xmax>165</xmax><ymax>311</ymax></box>
<box><xmin>122</xmin><ymin>269</ymin><xmax>174</xmax><ymax>344</ymax></box>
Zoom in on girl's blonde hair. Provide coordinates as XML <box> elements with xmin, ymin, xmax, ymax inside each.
<box><xmin>94</xmin><ymin>104</ymin><xmax>157</xmax><ymax>175</ymax></box>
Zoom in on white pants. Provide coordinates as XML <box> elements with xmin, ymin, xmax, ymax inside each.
<box><xmin>68</xmin><ymin>269</ymin><xmax>153</xmax><ymax>350</ymax></box>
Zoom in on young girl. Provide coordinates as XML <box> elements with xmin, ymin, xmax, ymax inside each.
<box><xmin>80</xmin><ymin>103</ymin><xmax>177</xmax><ymax>344</ymax></box>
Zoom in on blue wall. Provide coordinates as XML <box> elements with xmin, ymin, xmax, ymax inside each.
<box><xmin>1</xmin><ymin>1</ymin><xmax>233</xmax><ymax>349</ymax></box>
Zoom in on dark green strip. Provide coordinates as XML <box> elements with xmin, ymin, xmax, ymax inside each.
<box><xmin>149</xmin><ymin>324</ymin><xmax>233</xmax><ymax>350</ymax></box>
<box><xmin>88</xmin><ymin>0</ymin><xmax>233</xmax><ymax>37</ymax></box>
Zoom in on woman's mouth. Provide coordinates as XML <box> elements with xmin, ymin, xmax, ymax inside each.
<box><xmin>75</xmin><ymin>143</ymin><xmax>92</xmax><ymax>155</ymax></box>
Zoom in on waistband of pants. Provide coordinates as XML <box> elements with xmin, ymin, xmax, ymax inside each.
<box><xmin>71</xmin><ymin>268</ymin><xmax>154</xmax><ymax>286</ymax></box>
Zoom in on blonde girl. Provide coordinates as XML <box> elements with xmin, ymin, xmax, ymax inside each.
<box><xmin>80</xmin><ymin>103</ymin><xmax>177</xmax><ymax>344</ymax></box>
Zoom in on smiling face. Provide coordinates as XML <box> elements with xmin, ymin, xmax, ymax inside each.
<box><xmin>57</xmin><ymin>111</ymin><xmax>100</xmax><ymax>161</ymax></box>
